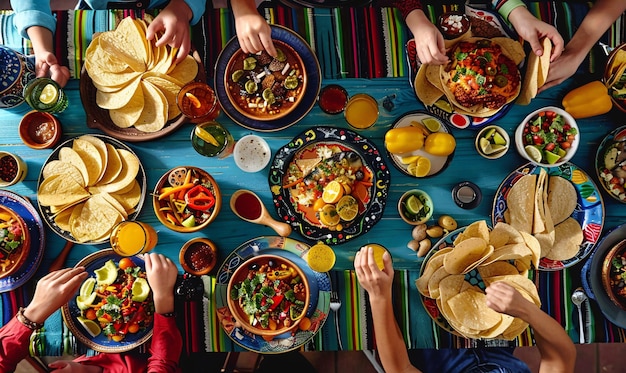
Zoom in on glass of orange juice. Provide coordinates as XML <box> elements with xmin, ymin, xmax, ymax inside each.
<box><xmin>344</xmin><ymin>93</ymin><xmax>379</xmax><ymax>130</ymax></box>
<box><xmin>363</xmin><ymin>243</ymin><xmax>389</xmax><ymax>270</ymax></box>
<box><xmin>110</xmin><ymin>221</ymin><xmax>158</xmax><ymax>256</ymax></box>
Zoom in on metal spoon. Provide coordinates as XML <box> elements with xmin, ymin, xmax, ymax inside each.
<box><xmin>571</xmin><ymin>288</ymin><xmax>588</xmax><ymax>344</ymax></box>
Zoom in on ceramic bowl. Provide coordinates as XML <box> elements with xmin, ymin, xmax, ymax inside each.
<box><xmin>227</xmin><ymin>254</ymin><xmax>310</xmax><ymax>339</ymax></box>
<box><xmin>0</xmin><ymin>151</ymin><xmax>27</xmax><ymax>187</ymax></box>
<box><xmin>0</xmin><ymin>204</ymin><xmax>31</xmax><ymax>279</ymax></box>
<box><xmin>475</xmin><ymin>125</ymin><xmax>509</xmax><ymax>160</ymax></box>
<box><xmin>19</xmin><ymin>111</ymin><xmax>62</xmax><ymax>149</ymax></box>
<box><xmin>152</xmin><ymin>166</ymin><xmax>221</xmax><ymax>233</ymax></box>
<box><xmin>604</xmin><ymin>42</ymin><xmax>626</xmax><ymax>113</ymax></box>
<box><xmin>179</xmin><ymin>237</ymin><xmax>218</xmax><ymax>276</ymax></box>
<box><xmin>224</xmin><ymin>39</ymin><xmax>307</xmax><ymax>121</ymax></box>
<box><xmin>397</xmin><ymin>189</ymin><xmax>433</xmax><ymax>225</ymax></box>
<box><xmin>515</xmin><ymin>106</ymin><xmax>579</xmax><ymax>168</ymax></box>
<box><xmin>233</xmin><ymin>135</ymin><xmax>271</xmax><ymax>172</ymax></box>
<box><xmin>602</xmin><ymin>239</ymin><xmax>626</xmax><ymax>310</ymax></box>
<box><xmin>0</xmin><ymin>46</ymin><xmax>36</xmax><ymax>109</ymax></box>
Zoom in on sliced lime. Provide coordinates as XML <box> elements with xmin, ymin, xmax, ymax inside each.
<box><xmin>483</xmin><ymin>128</ymin><xmax>496</xmax><ymax>139</ymax></box>
<box><xmin>76</xmin><ymin>292</ymin><xmax>97</xmax><ymax>310</ymax></box>
<box><xmin>524</xmin><ymin>145</ymin><xmax>543</xmax><ymax>163</ymax></box>
<box><xmin>77</xmin><ymin>316</ymin><xmax>101</xmax><ymax>337</ymax></box>
<box><xmin>405</xmin><ymin>195</ymin><xmax>424</xmax><ymax>215</ymax></box>
<box><xmin>485</xmin><ymin>144</ymin><xmax>507</xmax><ymax>155</ymax></box>
<box><xmin>479</xmin><ymin>137</ymin><xmax>491</xmax><ymax>153</ymax></box>
<box><xmin>80</xmin><ymin>278</ymin><xmax>96</xmax><ymax>298</ymax></box>
<box><xmin>492</xmin><ymin>132</ymin><xmax>507</xmax><ymax>145</ymax></box>
<box><xmin>422</xmin><ymin>118</ymin><xmax>441</xmax><ymax>133</ymax></box>
<box><xmin>544</xmin><ymin>150</ymin><xmax>561</xmax><ymax>164</ymax></box>
<box><xmin>39</xmin><ymin>84</ymin><xmax>58</xmax><ymax>105</ymax></box>
<box><xmin>182</xmin><ymin>215</ymin><xmax>196</xmax><ymax>228</ymax></box>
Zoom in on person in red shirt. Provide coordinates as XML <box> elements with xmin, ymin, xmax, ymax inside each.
<box><xmin>0</xmin><ymin>253</ymin><xmax>181</xmax><ymax>373</ymax></box>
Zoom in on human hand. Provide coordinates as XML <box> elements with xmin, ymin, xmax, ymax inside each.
<box><xmin>145</xmin><ymin>253</ymin><xmax>178</xmax><ymax>314</ymax></box>
<box><xmin>353</xmin><ymin>246</ymin><xmax>394</xmax><ymax>303</ymax></box>
<box><xmin>405</xmin><ymin>9</ymin><xmax>448</xmax><ymax>65</ymax></box>
<box><xmin>23</xmin><ymin>267</ymin><xmax>88</xmax><ymax>325</ymax></box>
<box><xmin>48</xmin><ymin>360</ymin><xmax>102</xmax><ymax>373</ymax></box>
<box><xmin>146</xmin><ymin>0</ymin><xmax>193</xmax><ymax>64</ymax></box>
<box><xmin>35</xmin><ymin>51</ymin><xmax>70</xmax><ymax>87</ymax></box>
<box><xmin>485</xmin><ymin>281</ymin><xmax>534</xmax><ymax>320</ymax></box>
<box><xmin>235</xmin><ymin>12</ymin><xmax>276</xmax><ymax>57</ymax></box>
<box><xmin>538</xmin><ymin>49</ymin><xmax>584</xmax><ymax>92</ymax></box>
<box><xmin>508</xmin><ymin>7</ymin><xmax>564</xmax><ymax>62</ymax></box>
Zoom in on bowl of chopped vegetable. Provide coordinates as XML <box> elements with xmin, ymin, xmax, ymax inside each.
<box><xmin>0</xmin><ymin>204</ymin><xmax>30</xmax><ymax>279</ymax></box>
<box><xmin>227</xmin><ymin>254</ymin><xmax>310</xmax><ymax>339</ymax></box>
<box><xmin>515</xmin><ymin>106</ymin><xmax>579</xmax><ymax>168</ymax></box>
<box><xmin>602</xmin><ymin>239</ymin><xmax>626</xmax><ymax>310</ymax></box>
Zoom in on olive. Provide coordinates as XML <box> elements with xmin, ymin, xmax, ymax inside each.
<box><xmin>485</xmin><ymin>66</ymin><xmax>497</xmax><ymax>76</ymax></box>
<box><xmin>494</xmin><ymin>75</ymin><xmax>508</xmax><ymax>88</ymax></box>
<box><xmin>355</xmin><ymin>169</ymin><xmax>365</xmax><ymax>180</ymax></box>
<box><xmin>249</xmin><ymin>263</ymin><xmax>259</xmax><ymax>270</ymax></box>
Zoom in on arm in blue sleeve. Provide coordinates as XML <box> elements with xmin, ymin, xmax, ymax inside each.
<box><xmin>183</xmin><ymin>0</ymin><xmax>206</xmax><ymax>25</ymax></box>
<box><xmin>9</xmin><ymin>0</ymin><xmax>56</xmax><ymax>39</ymax></box>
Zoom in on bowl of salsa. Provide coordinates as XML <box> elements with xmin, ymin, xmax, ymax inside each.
<box><xmin>179</xmin><ymin>237</ymin><xmax>218</xmax><ymax>276</ymax></box>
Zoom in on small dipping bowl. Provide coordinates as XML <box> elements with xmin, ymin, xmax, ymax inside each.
<box><xmin>233</xmin><ymin>134</ymin><xmax>271</xmax><ymax>173</ymax></box>
<box><xmin>475</xmin><ymin>125</ymin><xmax>509</xmax><ymax>160</ymax></box>
<box><xmin>0</xmin><ymin>151</ymin><xmax>27</xmax><ymax>187</ymax></box>
<box><xmin>318</xmin><ymin>84</ymin><xmax>349</xmax><ymax>114</ymax></box>
<box><xmin>398</xmin><ymin>189</ymin><xmax>433</xmax><ymax>225</ymax></box>
<box><xmin>179</xmin><ymin>237</ymin><xmax>218</xmax><ymax>276</ymax></box>
<box><xmin>19</xmin><ymin>110</ymin><xmax>61</xmax><ymax>149</ymax></box>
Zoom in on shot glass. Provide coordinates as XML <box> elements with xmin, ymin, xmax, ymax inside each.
<box><xmin>177</xmin><ymin>82</ymin><xmax>220</xmax><ymax>123</ymax></box>
<box><xmin>23</xmin><ymin>78</ymin><xmax>68</xmax><ymax>113</ymax></box>
<box><xmin>110</xmin><ymin>221</ymin><xmax>158</xmax><ymax>257</ymax></box>
<box><xmin>191</xmin><ymin>121</ymin><xmax>234</xmax><ymax>158</ymax></box>
<box><xmin>344</xmin><ymin>93</ymin><xmax>378</xmax><ymax>130</ymax></box>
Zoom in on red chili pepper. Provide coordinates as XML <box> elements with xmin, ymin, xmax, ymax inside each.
<box><xmin>268</xmin><ymin>294</ymin><xmax>284</xmax><ymax>312</ymax></box>
<box><xmin>184</xmin><ymin>185</ymin><xmax>215</xmax><ymax>211</ymax></box>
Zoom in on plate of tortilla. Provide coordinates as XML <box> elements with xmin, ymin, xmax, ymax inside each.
<box><xmin>492</xmin><ymin>162</ymin><xmax>604</xmax><ymax>270</ymax></box>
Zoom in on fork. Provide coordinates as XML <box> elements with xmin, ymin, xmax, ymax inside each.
<box><xmin>330</xmin><ymin>291</ymin><xmax>343</xmax><ymax>350</ymax></box>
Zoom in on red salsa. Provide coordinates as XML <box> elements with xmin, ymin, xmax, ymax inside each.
<box><xmin>234</xmin><ymin>192</ymin><xmax>262</xmax><ymax>220</ymax></box>
<box><xmin>185</xmin><ymin>242</ymin><xmax>216</xmax><ymax>272</ymax></box>
<box><xmin>0</xmin><ymin>155</ymin><xmax>18</xmax><ymax>182</ymax></box>
<box><xmin>438</xmin><ymin>12</ymin><xmax>470</xmax><ymax>39</ymax></box>
<box><xmin>318</xmin><ymin>84</ymin><xmax>348</xmax><ymax>114</ymax></box>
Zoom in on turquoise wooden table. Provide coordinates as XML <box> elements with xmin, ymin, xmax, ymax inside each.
<box><xmin>1</xmin><ymin>2</ymin><xmax>626</xmax><ymax>356</ymax></box>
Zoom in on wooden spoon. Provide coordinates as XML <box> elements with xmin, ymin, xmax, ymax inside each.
<box><xmin>48</xmin><ymin>240</ymin><xmax>74</xmax><ymax>272</ymax></box>
<box><xmin>230</xmin><ymin>189</ymin><xmax>292</xmax><ymax>237</ymax></box>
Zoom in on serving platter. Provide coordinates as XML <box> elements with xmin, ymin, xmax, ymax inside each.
<box><xmin>0</xmin><ymin>190</ymin><xmax>45</xmax><ymax>293</ymax></box>
<box><xmin>269</xmin><ymin>126</ymin><xmax>390</xmax><ymax>245</ymax></box>
<box><xmin>37</xmin><ymin>134</ymin><xmax>147</xmax><ymax>244</ymax></box>
<box><xmin>595</xmin><ymin>125</ymin><xmax>626</xmax><ymax>203</ymax></box>
<box><xmin>492</xmin><ymin>162</ymin><xmax>604</xmax><ymax>270</ymax></box>
<box><xmin>215</xmin><ymin>25</ymin><xmax>321</xmax><ymax>132</ymax></box>
<box><xmin>387</xmin><ymin>111</ymin><xmax>454</xmax><ymax>177</ymax></box>
<box><xmin>214</xmin><ymin>236</ymin><xmax>330</xmax><ymax>353</ymax></box>
<box><xmin>61</xmin><ymin>249</ymin><xmax>154</xmax><ymax>353</ymax></box>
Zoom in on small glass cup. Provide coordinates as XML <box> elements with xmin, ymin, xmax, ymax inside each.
<box><xmin>344</xmin><ymin>93</ymin><xmax>379</xmax><ymax>130</ymax></box>
<box><xmin>110</xmin><ymin>221</ymin><xmax>158</xmax><ymax>257</ymax></box>
<box><xmin>191</xmin><ymin>121</ymin><xmax>234</xmax><ymax>158</ymax></box>
<box><xmin>23</xmin><ymin>77</ymin><xmax>68</xmax><ymax>113</ymax></box>
<box><xmin>318</xmin><ymin>84</ymin><xmax>349</xmax><ymax>115</ymax></box>
<box><xmin>177</xmin><ymin>82</ymin><xmax>220</xmax><ymax>123</ymax></box>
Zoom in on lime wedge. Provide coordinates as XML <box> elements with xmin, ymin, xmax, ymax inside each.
<box><xmin>544</xmin><ymin>150</ymin><xmax>561</xmax><ymax>164</ymax></box>
<box><xmin>422</xmin><ymin>118</ymin><xmax>441</xmax><ymax>133</ymax></box>
<box><xmin>405</xmin><ymin>195</ymin><xmax>424</xmax><ymax>215</ymax></box>
<box><xmin>95</xmin><ymin>260</ymin><xmax>118</xmax><ymax>286</ymax></box>
<box><xmin>524</xmin><ymin>145</ymin><xmax>543</xmax><ymax>163</ymax></box>
<box><xmin>77</xmin><ymin>316</ymin><xmax>101</xmax><ymax>337</ymax></box>
<box><xmin>483</xmin><ymin>128</ymin><xmax>496</xmax><ymax>139</ymax></box>
<box><xmin>492</xmin><ymin>132</ymin><xmax>507</xmax><ymax>145</ymax></box>
<box><xmin>39</xmin><ymin>84</ymin><xmax>58</xmax><ymax>105</ymax></box>
<box><xmin>131</xmin><ymin>277</ymin><xmax>151</xmax><ymax>302</ymax></box>
<box><xmin>484</xmin><ymin>144</ymin><xmax>507</xmax><ymax>155</ymax></box>
<box><xmin>194</xmin><ymin>126</ymin><xmax>220</xmax><ymax>147</ymax></box>
<box><xmin>479</xmin><ymin>137</ymin><xmax>491</xmax><ymax>153</ymax></box>
<box><xmin>182</xmin><ymin>215</ymin><xmax>196</xmax><ymax>228</ymax></box>
<box><xmin>80</xmin><ymin>278</ymin><xmax>96</xmax><ymax>298</ymax></box>
<box><xmin>77</xmin><ymin>292</ymin><xmax>97</xmax><ymax>310</ymax></box>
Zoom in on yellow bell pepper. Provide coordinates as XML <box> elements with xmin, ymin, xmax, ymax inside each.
<box><xmin>562</xmin><ymin>80</ymin><xmax>612</xmax><ymax>119</ymax></box>
<box><xmin>384</xmin><ymin>127</ymin><xmax>425</xmax><ymax>154</ymax></box>
<box><xmin>424</xmin><ymin>133</ymin><xmax>456</xmax><ymax>156</ymax></box>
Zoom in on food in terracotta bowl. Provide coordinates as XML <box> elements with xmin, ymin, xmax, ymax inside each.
<box><xmin>224</xmin><ymin>39</ymin><xmax>307</xmax><ymax>121</ymax></box>
<box><xmin>0</xmin><ymin>205</ymin><xmax>30</xmax><ymax>279</ymax></box>
<box><xmin>604</xmin><ymin>42</ymin><xmax>626</xmax><ymax>113</ymax></box>
<box><xmin>227</xmin><ymin>254</ymin><xmax>310</xmax><ymax>339</ymax></box>
<box><xmin>19</xmin><ymin>110</ymin><xmax>62</xmax><ymax>149</ymax></box>
<box><xmin>152</xmin><ymin>166</ymin><xmax>221</xmax><ymax>233</ymax></box>
<box><xmin>438</xmin><ymin>12</ymin><xmax>471</xmax><ymax>42</ymax></box>
<box><xmin>179</xmin><ymin>237</ymin><xmax>218</xmax><ymax>276</ymax></box>
<box><xmin>602</xmin><ymin>239</ymin><xmax>626</xmax><ymax>310</ymax></box>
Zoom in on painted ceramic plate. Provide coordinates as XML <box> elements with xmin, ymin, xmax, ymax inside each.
<box><xmin>269</xmin><ymin>126</ymin><xmax>391</xmax><ymax>245</ymax></box>
<box><xmin>215</xmin><ymin>25</ymin><xmax>321</xmax><ymax>132</ymax></box>
<box><xmin>387</xmin><ymin>111</ymin><xmax>454</xmax><ymax>177</ymax></box>
<box><xmin>61</xmin><ymin>249</ymin><xmax>153</xmax><ymax>353</ymax></box>
<box><xmin>595</xmin><ymin>125</ymin><xmax>626</xmax><ymax>203</ymax></box>
<box><xmin>37</xmin><ymin>134</ymin><xmax>147</xmax><ymax>244</ymax></box>
<box><xmin>587</xmin><ymin>223</ymin><xmax>626</xmax><ymax>328</ymax></box>
<box><xmin>492</xmin><ymin>162</ymin><xmax>604</xmax><ymax>270</ymax></box>
<box><xmin>0</xmin><ymin>190</ymin><xmax>45</xmax><ymax>293</ymax></box>
<box><xmin>215</xmin><ymin>236</ymin><xmax>330</xmax><ymax>353</ymax></box>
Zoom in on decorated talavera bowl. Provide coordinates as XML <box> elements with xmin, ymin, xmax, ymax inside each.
<box><xmin>0</xmin><ymin>46</ymin><xmax>36</xmax><ymax>109</ymax></box>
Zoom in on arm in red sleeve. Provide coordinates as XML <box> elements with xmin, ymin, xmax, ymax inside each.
<box><xmin>147</xmin><ymin>314</ymin><xmax>182</xmax><ymax>373</ymax></box>
<box><xmin>375</xmin><ymin>0</ymin><xmax>422</xmax><ymax>20</ymax></box>
<box><xmin>0</xmin><ymin>317</ymin><xmax>36</xmax><ymax>372</ymax></box>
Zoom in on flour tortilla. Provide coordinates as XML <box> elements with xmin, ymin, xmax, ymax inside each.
<box><xmin>547</xmin><ymin>176</ymin><xmax>577</xmax><ymax>225</ymax></box>
<box><xmin>545</xmin><ymin>217</ymin><xmax>584</xmax><ymax>261</ymax></box>
<box><xmin>505</xmin><ymin>174</ymin><xmax>536</xmax><ymax>234</ymax></box>
<box><xmin>415</xmin><ymin>64</ymin><xmax>443</xmax><ymax>106</ymax></box>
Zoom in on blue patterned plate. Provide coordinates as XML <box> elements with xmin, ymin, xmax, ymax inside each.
<box><xmin>61</xmin><ymin>249</ymin><xmax>153</xmax><ymax>353</ymax></box>
<box><xmin>215</xmin><ymin>25</ymin><xmax>321</xmax><ymax>132</ymax></box>
<box><xmin>215</xmin><ymin>236</ymin><xmax>330</xmax><ymax>353</ymax></box>
<box><xmin>492</xmin><ymin>162</ymin><xmax>604</xmax><ymax>270</ymax></box>
<box><xmin>0</xmin><ymin>190</ymin><xmax>45</xmax><ymax>293</ymax></box>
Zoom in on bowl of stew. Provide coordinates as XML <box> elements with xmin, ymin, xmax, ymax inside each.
<box><xmin>602</xmin><ymin>239</ymin><xmax>626</xmax><ymax>310</ymax></box>
<box><xmin>227</xmin><ymin>254</ymin><xmax>310</xmax><ymax>339</ymax></box>
<box><xmin>224</xmin><ymin>40</ymin><xmax>307</xmax><ymax>121</ymax></box>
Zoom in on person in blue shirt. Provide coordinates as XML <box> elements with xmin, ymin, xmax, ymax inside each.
<box><xmin>354</xmin><ymin>245</ymin><xmax>577</xmax><ymax>373</ymax></box>
<box><xmin>10</xmin><ymin>0</ymin><xmax>206</xmax><ymax>87</ymax></box>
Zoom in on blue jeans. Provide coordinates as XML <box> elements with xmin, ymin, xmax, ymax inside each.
<box><xmin>409</xmin><ymin>348</ymin><xmax>532</xmax><ymax>373</ymax></box>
